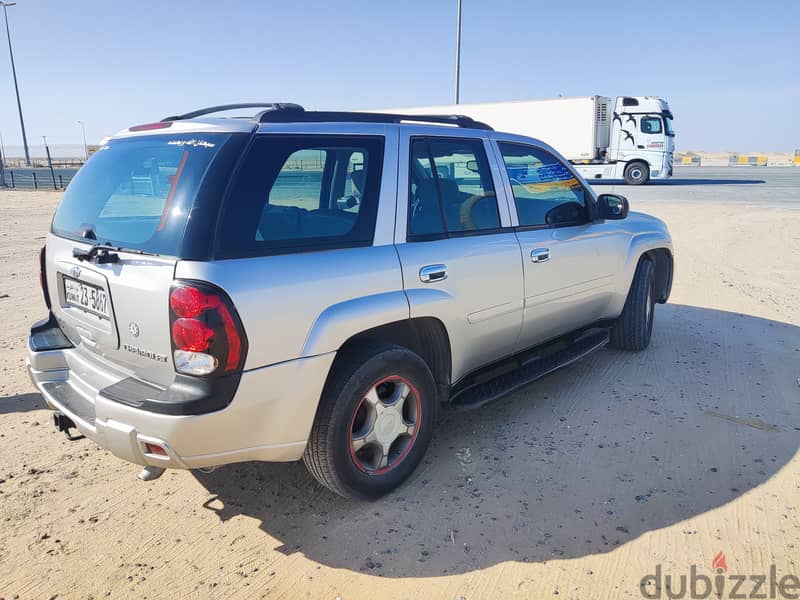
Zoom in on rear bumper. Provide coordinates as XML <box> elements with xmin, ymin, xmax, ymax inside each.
<box><xmin>27</xmin><ymin>320</ymin><xmax>335</xmax><ymax>470</ymax></box>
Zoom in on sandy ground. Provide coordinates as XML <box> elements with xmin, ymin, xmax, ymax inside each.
<box><xmin>1</xmin><ymin>170</ymin><xmax>798</xmax><ymax>599</ymax></box>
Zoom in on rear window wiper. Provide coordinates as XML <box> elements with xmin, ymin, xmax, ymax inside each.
<box><xmin>73</xmin><ymin>243</ymin><xmax>160</xmax><ymax>263</ymax></box>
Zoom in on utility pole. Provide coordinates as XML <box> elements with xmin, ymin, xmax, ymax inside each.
<box><xmin>0</xmin><ymin>127</ymin><xmax>5</xmax><ymax>187</ymax></box>
<box><xmin>43</xmin><ymin>135</ymin><xmax>57</xmax><ymax>190</ymax></box>
<box><xmin>454</xmin><ymin>0</ymin><xmax>462</xmax><ymax>104</ymax></box>
<box><xmin>1</xmin><ymin>2</ymin><xmax>30</xmax><ymax>166</ymax></box>
<box><xmin>77</xmin><ymin>120</ymin><xmax>88</xmax><ymax>161</ymax></box>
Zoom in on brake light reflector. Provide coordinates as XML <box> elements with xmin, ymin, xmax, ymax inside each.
<box><xmin>168</xmin><ymin>282</ymin><xmax>247</xmax><ymax>377</ymax></box>
<box><xmin>144</xmin><ymin>442</ymin><xmax>167</xmax><ymax>456</ymax></box>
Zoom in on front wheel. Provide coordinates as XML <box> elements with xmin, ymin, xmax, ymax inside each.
<box><xmin>610</xmin><ymin>258</ymin><xmax>656</xmax><ymax>351</ymax></box>
<box><xmin>303</xmin><ymin>345</ymin><xmax>437</xmax><ymax>499</ymax></box>
<box><xmin>624</xmin><ymin>161</ymin><xmax>650</xmax><ymax>185</ymax></box>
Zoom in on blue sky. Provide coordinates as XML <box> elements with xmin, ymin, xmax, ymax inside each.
<box><xmin>0</xmin><ymin>0</ymin><xmax>798</xmax><ymax>154</ymax></box>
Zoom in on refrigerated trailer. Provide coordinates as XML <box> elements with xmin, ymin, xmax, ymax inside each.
<box><xmin>380</xmin><ymin>96</ymin><xmax>675</xmax><ymax>185</ymax></box>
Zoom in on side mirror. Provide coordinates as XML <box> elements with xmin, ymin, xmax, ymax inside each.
<box><xmin>597</xmin><ymin>193</ymin><xmax>629</xmax><ymax>220</ymax></box>
<box><xmin>465</xmin><ymin>160</ymin><xmax>479</xmax><ymax>173</ymax></box>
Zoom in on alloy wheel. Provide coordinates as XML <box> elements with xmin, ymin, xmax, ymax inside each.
<box><xmin>349</xmin><ymin>376</ymin><xmax>421</xmax><ymax>475</ymax></box>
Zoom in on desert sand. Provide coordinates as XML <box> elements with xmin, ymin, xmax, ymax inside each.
<box><xmin>0</xmin><ymin>177</ymin><xmax>798</xmax><ymax>599</ymax></box>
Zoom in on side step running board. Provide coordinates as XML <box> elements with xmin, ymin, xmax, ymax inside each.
<box><xmin>450</xmin><ymin>330</ymin><xmax>610</xmax><ymax>410</ymax></box>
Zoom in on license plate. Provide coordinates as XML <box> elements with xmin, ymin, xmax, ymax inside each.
<box><xmin>63</xmin><ymin>277</ymin><xmax>110</xmax><ymax>320</ymax></box>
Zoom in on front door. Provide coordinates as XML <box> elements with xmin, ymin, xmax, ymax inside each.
<box><xmin>395</xmin><ymin>134</ymin><xmax>524</xmax><ymax>383</ymax></box>
<box><xmin>494</xmin><ymin>140</ymin><xmax>626</xmax><ymax>350</ymax></box>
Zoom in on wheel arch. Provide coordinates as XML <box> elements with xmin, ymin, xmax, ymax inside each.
<box><xmin>610</xmin><ymin>233</ymin><xmax>673</xmax><ymax>317</ymax></box>
<box><xmin>329</xmin><ymin>317</ymin><xmax>452</xmax><ymax>403</ymax></box>
<box><xmin>646</xmin><ymin>247</ymin><xmax>673</xmax><ymax>303</ymax></box>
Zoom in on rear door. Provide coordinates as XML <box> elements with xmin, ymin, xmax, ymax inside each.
<box><xmin>394</xmin><ymin>131</ymin><xmax>524</xmax><ymax>383</ymax></box>
<box><xmin>178</xmin><ymin>129</ymin><xmax>404</xmax><ymax>371</ymax></box>
<box><xmin>493</xmin><ymin>140</ymin><xmax>627</xmax><ymax>350</ymax></box>
<box><xmin>46</xmin><ymin>132</ymin><xmax>240</xmax><ymax>387</ymax></box>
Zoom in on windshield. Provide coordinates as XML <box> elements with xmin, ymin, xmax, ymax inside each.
<box><xmin>52</xmin><ymin>133</ymin><xmax>235</xmax><ymax>256</ymax></box>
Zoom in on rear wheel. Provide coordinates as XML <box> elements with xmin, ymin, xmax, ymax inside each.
<box><xmin>610</xmin><ymin>258</ymin><xmax>656</xmax><ymax>351</ymax></box>
<box><xmin>303</xmin><ymin>345</ymin><xmax>437</xmax><ymax>499</ymax></box>
<box><xmin>624</xmin><ymin>161</ymin><xmax>650</xmax><ymax>185</ymax></box>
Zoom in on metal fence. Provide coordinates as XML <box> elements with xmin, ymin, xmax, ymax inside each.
<box><xmin>1</xmin><ymin>168</ymin><xmax>77</xmax><ymax>190</ymax></box>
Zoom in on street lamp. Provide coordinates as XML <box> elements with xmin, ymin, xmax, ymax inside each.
<box><xmin>77</xmin><ymin>120</ymin><xmax>88</xmax><ymax>161</ymax></box>
<box><xmin>454</xmin><ymin>0</ymin><xmax>462</xmax><ymax>104</ymax></box>
<box><xmin>1</xmin><ymin>1</ymin><xmax>30</xmax><ymax>166</ymax></box>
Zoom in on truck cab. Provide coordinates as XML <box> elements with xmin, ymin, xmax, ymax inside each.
<box><xmin>605</xmin><ymin>96</ymin><xmax>675</xmax><ymax>184</ymax></box>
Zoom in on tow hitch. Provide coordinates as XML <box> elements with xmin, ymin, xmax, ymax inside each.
<box><xmin>138</xmin><ymin>466</ymin><xmax>166</xmax><ymax>481</ymax></box>
<box><xmin>53</xmin><ymin>411</ymin><xmax>84</xmax><ymax>441</ymax></box>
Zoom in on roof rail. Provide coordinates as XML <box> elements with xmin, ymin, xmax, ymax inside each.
<box><xmin>161</xmin><ymin>103</ymin><xmax>305</xmax><ymax>122</ymax></box>
<box><xmin>258</xmin><ymin>110</ymin><xmax>494</xmax><ymax>130</ymax></box>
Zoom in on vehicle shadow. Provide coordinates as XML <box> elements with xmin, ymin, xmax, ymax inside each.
<box><xmin>194</xmin><ymin>304</ymin><xmax>799</xmax><ymax>577</ymax></box>
<box><xmin>0</xmin><ymin>392</ymin><xmax>47</xmax><ymax>415</ymax></box>
<box><xmin>591</xmin><ymin>178</ymin><xmax>765</xmax><ymax>186</ymax></box>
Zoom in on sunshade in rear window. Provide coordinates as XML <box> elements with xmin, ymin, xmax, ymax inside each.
<box><xmin>51</xmin><ymin>133</ymin><xmax>236</xmax><ymax>257</ymax></box>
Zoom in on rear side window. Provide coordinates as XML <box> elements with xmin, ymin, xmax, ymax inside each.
<box><xmin>408</xmin><ymin>137</ymin><xmax>500</xmax><ymax>238</ymax></box>
<box><xmin>51</xmin><ymin>133</ymin><xmax>237</xmax><ymax>257</ymax></box>
<box><xmin>498</xmin><ymin>142</ymin><xmax>588</xmax><ymax>228</ymax></box>
<box><xmin>217</xmin><ymin>135</ymin><xmax>384</xmax><ymax>258</ymax></box>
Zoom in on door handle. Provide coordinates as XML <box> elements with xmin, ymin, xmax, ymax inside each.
<box><xmin>419</xmin><ymin>264</ymin><xmax>448</xmax><ymax>283</ymax></box>
<box><xmin>530</xmin><ymin>248</ymin><xmax>550</xmax><ymax>263</ymax></box>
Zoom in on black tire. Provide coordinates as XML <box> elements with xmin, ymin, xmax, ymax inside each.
<box><xmin>624</xmin><ymin>161</ymin><xmax>650</xmax><ymax>185</ymax></box>
<box><xmin>303</xmin><ymin>344</ymin><xmax>438</xmax><ymax>499</ymax></box>
<box><xmin>610</xmin><ymin>258</ymin><xmax>656</xmax><ymax>351</ymax></box>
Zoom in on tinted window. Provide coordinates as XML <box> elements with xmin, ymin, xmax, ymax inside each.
<box><xmin>640</xmin><ymin>117</ymin><xmax>663</xmax><ymax>134</ymax></box>
<box><xmin>498</xmin><ymin>142</ymin><xmax>588</xmax><ymax>227</ymax></box>
<box><xmin>218</xmin><ymin>135</ymin><xmax>384</xmax><ymax>257</ymax></box>
<box><xmin>408</xmin><ymin>137</ymin><xmax>500</xmax><ymax>237</ymax></box>
<box><xmin>51</xmin><ymin>133</ymin><xmax>236</xmax><ymax>256</ymax></box>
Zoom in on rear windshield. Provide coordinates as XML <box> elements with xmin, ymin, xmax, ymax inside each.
<box><xmin>51</xmin><ymin>133</ymin><xmax>236</xmax><ymax>256</ymax></box>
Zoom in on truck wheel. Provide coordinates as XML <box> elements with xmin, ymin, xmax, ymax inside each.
<box><xmin>624</xmin><ymin>161</ymin><xmax>650</xmax><ymax>185</ymax></box>
<box><xmin>610</xmin><ymin>258</ymin><xmax>655</xmax><ymax>351</ymax></box>
<box><xmin>303</xmin><ymin>345</ymin><xmax>437</xmax><ymax>499</ymax></box>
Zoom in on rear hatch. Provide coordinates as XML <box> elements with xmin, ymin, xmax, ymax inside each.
<box><xmin>45</xmin><ymin>130</ymin><xmax>244</xmax><ymax>389</ymax></box>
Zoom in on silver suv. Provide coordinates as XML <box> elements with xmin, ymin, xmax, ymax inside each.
<box><xmin>27</xmin><ymin>103</ymin><xmax>673</xmax><ymax>499</ymax></box>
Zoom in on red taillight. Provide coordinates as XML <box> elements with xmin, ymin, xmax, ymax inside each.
<box><xmin>170</xmin><ymin>286</ymin><xmax>210</xmax><ymax>318</ymax></box>
<box><xmin>216</xmin><ymin>302</ymin><xmax>242</xmax><ymax>371</ymax></box>
<box><xmin>129</xmin><ymin>121</ymin><xmax>173</xmax><ymax>132</ymax></box>
<box><xmin>172</xmin><ymin>318</ymin><xmax>214</xmax><ymax>352</ymax></box>
<box><xmin>168</xmin><ymin>282</ymin><xmax>247</xmax><ymax>376</ymax></box>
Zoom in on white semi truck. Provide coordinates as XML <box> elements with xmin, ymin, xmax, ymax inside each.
<box><xmin>381</xmin><ymin>96</ymin><xmax>675</xmax><ymax>185</ymax></box>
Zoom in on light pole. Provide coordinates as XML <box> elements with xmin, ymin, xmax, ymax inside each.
<box><xmin>42</xmin><ymin>135</ymin><xmax>57</xmax><ymax>189</ymax></box>
<box><xmin>454</xmin><ymin>0</ymin><xmax>462</xmax><ymax>104</ymax></box>
<box><xmin>77</xmin><ymin>120</ymin><xmax>88</xmax><ymax>161</ymax></box>
<box><xmin>1</xmin><ymin>2</ymin><xmax>30</xmax><ymax>166</ymax></box>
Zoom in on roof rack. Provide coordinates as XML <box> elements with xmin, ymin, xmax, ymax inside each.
<box><xmin>159</xmin><ymin>103</ymin><xmax>493</xmax><ymax>131</ymax></box>
<box><xmin>258</xmin><ymin>110</ymin><xmax>494</xmax><ymax>130</ymax></box>
<box><xmin>161</xmin><ymin>103</ymin><xmax>304</xmax><ymax>122</ymax></box>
